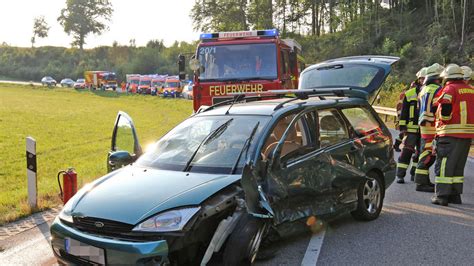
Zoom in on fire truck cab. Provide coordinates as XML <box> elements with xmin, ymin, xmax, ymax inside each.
<box><xmin>180</xmin><ymin>29</ymin><xmax>304</xmax><ymax>111</ymax></box>
<box><xmin>84</xmin><ymin>71</ymin><xmax>117</xmax><ymax>90</ymax></box>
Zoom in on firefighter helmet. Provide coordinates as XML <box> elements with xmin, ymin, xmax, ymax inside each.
<box><xmin>461</xmin><ymin>66</ymin><xmax>472</xmax><ymax>80</ymax></box>
<box><xmin>440</xmin><ymin>64</ymin><xmax>464</xmax><ymax>79</ymax></box>
<box><xmin>416</xmin><ymin>67</ymin><xmax>428</xmax><ymax>78</ymax></box>
<box><xmin>425</xmin><ymin>63</ymin><xmax>444</xmax><ymax>78</ymax></box>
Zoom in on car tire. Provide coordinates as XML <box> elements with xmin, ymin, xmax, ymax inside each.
<box><xmin>223</xmin><ymin>214</ymin><xmax>266</xmax><ymax>266</ymax></box>
<box><xmin>351</xmin><ymin>171</ymin><xmax>384</xmax><ymax>221</ymax></box>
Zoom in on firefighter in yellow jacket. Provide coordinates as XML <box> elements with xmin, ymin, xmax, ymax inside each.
<box><xmin>413</xmin><ymin>63</ymin><xmax>444</xmax><ymax>192</ymax></box>
<box><xmin>432</xmin><ymin>64</ymin><xmax>474</xmax><ymax>206</ymax></box>
<box><xmin>395</xmin><ymin>70</ymin><xmax>423</xmax><ymax>183</ymax></box>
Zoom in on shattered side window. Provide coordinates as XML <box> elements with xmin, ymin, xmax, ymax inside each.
<box><xmin>341</xmin><ymin>107</ymin><xmax>381</xmax><ymax>137</ymax></box>
<box><xmin>318</xmin><ymin>109</ymin><xmax>349</xmax><ymax>147</ymax></box>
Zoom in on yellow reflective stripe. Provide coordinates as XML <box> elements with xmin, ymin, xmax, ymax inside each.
<box><xmin>440</xmin><ymin>158</ymin><xmax>447</xmax><ymax>178</ymax></box>
<box><xmin>437</xmin><ymin>129</ymin><xmax>474</xmax><ymax>135</ymax></box>
<box><xmin>415</xmin><ymin>169</ymin><xmax>429</xmax><ymax>175</ymax></box>
<box><xmin>409</xmin><ymin>106</ymin><xmax>414</xmax><ymax>120</ymax></box>
<box><xmin>399</xmin><ymin>120</ymin><xmax>407</xmax><ymax>126</ymax></box>
<box><xmin>460</xmin><ymin>101</ymin><xmax>467</xmax><ymax>125</ymax></box>
<box><xmin>424</xmin><ymin>141</ymin><xmax>433</xmax><ymax>148</ymax></box>
<box><xmin>453</xmin><ymin>176</ymin><xmax>464</xmax><ymax>183</ymax></box>
<box><xmin>442</xmin><ymin>94</ymin><xmax>452</xmax><ymax>102</ymax></box>
<box><xmin>407</xmin><ymin>128</ymin><xmax>419</xmax><ymax>133</ymax></box>
<box><xmin>397</xmin><ymin>163</ymin><xmax>409</xmax><ymax>169</ymax></box>
<box><xmin>440</xmin><ymin>114</ymin><xmax>452</xmax><ymax>120</ymax></box>
<box><xmin>419</xmin><ymin>150</ymin><xmax>430</xmax><ymax>160</ymax></box>
<box><xmin>420</xmin><ymin>126</ymin><xmax>436</xmax><ymax>135</ymax></box>
<box><xmin>435</xmin><ymin>176</ymin><xmax>453</xmax><ymax>184</ymax></box>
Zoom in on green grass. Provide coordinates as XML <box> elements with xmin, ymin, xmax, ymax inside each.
<box><xmin>0</xmin><ymin>84</ymin><xmax>192</xmax><ymax>224</ymax></box>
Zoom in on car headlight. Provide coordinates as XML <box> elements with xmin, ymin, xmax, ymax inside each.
<box><xmin>132</xmin><ymin>207</ymin><xmax>200</xmax><ymax>232</ymax></box>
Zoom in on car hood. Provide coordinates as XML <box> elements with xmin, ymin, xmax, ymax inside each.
<box><xmin>69</xmin><ymin>165</ymin><xmax>240</xmax><ymax>225</ymax></box>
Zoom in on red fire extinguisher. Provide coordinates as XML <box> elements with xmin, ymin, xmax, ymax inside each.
<box><xmin>57</xmin><ymin>168</ymin><xmax>77</xmax><ymax>204</ymax></box>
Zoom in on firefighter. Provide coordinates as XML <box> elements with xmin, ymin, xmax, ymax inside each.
<box><xmin>413</xmin><ymin>63</ymin><xmax>444</xmax><ymax>192</ymax></box>
<box><xmin>431</xmin><ymin>64</ymin><xmax>474</xmax><ymax>206</ymax></box>
<box><xmin>395</xmin><ymin>69</ymin><xmax>424</xmax><ymax>183</ymax></box>
<box><xmin>393</xmin><ymin>67</ymin><xmax>427</xmax><ymax>152</ymax></box>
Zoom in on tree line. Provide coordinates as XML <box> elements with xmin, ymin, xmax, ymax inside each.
<box><xmin>0</xmin><ymin>0</ymin><xmax>472</xmax><ymax>88</ymax></box>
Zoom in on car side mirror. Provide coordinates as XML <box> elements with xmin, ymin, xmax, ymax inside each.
<box><xmin>108</xmin><ymin>150</ymin><xmax>134</xmax><ymax>172</ymax></box>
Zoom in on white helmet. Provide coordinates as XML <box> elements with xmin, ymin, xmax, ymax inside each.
<box><xmin>425</xmin><ymin>63</ymin><xmax>444</xmax><ymax>78</ymax></box>
<box><xmin>461</xmin><ymin>66</ymin><xmax>472</xmax><ymax>80</ymax></box>
<box><xmin>416</xmin><ymin>67</ymin><xmax>428</xmax><ymax>78</ymax></box>
<box><xmin>440</xmin><ymin>64</ymin><xmax>464</xmax><ymax>79</ymax></box>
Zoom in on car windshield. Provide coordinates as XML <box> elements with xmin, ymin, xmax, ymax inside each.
<box><xmin>137</xmin><ymin>115</ymin><xmax>270</xmax><ymax>174</ymax></box>
<box><xmin>77</xmin><ymin>79</ymin><xmax>85</xmax><ymax>83</ymax></box>
<box><xmin>131</xmin><ymin>79</ymin><xmax>139</xmax><ymax>85</ymax></box>
<box><xmin>197</xmin><ymin>43</ymin><xmax>277</xmax><ymax>81</ymax></box>
<box><xmin>299</xmin><ymin>64</ymin><xmax>382</xmax><ymax>89</ymax></box>
<box><xmin>152</xmin><ymin>81</ymin><xmax>163</xmax><ymax>87</ymax></box>
<box><xmin>165</xmin><ymin>82</ymin><xmax>179</xmax><ymax>88</ymax></box>
<box><xmin>140</xmin><ymin>80</ymin><xmax>151</xmax><ymax>86</ymax></box>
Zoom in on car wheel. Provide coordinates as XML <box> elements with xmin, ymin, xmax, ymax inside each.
<box><xmin>223</xmin><ymin>214</ymin><xmax>266</xmax><ymax>266</ymax></box>
<box><xmin>351</xmin><ymin>172</ymin><xmax>384</xmax><ymax>221</ymax></box>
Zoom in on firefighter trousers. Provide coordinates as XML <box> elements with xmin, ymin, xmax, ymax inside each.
<box><xmin>396</xmin><ymin>132</ymin><xmax>420</xmax><ymax>179</ymax></box>
<box><xmin>434</xmin><ymin>137</ymin><xmax>471</xmax><ymax>196</ymax></box>
<box><xmin>414</xmin><ymin>138</ymin><xmax>436</xmax><ymax>185</ymax></box>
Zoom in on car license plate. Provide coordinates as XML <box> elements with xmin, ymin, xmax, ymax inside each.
<box><xmin>65</xmin><ymin>237</ymin><xmax>105</xmax><ymax>264</ymax></box>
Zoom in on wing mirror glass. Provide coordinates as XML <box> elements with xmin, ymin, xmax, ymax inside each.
<box><xmin>108</xmin><ymin>150</ymin><xmax>134</xmax><ymax>172</ymax></box>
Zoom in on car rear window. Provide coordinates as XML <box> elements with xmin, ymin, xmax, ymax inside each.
<box><xmin>300</xmin><ymin>64</ymin><xmax>381</xmax><ymax>89</ymax></box>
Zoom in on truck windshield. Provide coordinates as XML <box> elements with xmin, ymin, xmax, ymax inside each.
<box><xmin>165</xmin><ymin>82</ymin><xmax>180</xmax><ymax>88</ymax></box>
<box><xmin>197</xmin><ymin>43</ymin><xmax>277</xmax><ymax>81</ymax></box>
<box><xmin>140</xmin><ymin>80</ymin><xmax>151</xmax><ymax>86</ymax></box>
<box><xmin>104</xmin><ymin>73</ymin><xmax>116</xmax><ymax>81</ymax></box>
<box><xmin>137</xmin><ymin>115</ymin><xmax>270</xmax><ymax>174</ymax></box>
<box><xmin>131</xmin><ymin>79</ymin><xmax>139</xmax><ymax>85</ymax></box>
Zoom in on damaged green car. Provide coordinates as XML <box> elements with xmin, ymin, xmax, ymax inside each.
<box><xmin>50</xmin><ymin>56</ymin><xmax>398</xmax><ymax>265</ymax></box>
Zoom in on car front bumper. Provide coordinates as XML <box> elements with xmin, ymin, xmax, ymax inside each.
<box><xmin>50</xmin><ymin>217</ymin><xmax>169</xmax><ymax>265</ymax></box>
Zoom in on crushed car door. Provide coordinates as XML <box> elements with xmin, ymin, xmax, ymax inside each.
<box><xmin>107</xmin><ymin>111</ymin><xmax>142</xmax><ymax>172</ymax></box>
<box><xmin>299</xmin><ymin>55</ymin><xmax>399</xmax><ymax>104</ymax></box>
<box><xmin>242</xmin><ymin>109</ymin><xmax>366</xmax><ymax>224</ymax></box>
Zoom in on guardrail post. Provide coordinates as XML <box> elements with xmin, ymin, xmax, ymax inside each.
<box><xmin>26</xmin><ymin>137</ymin><xmax>37</xmax><ymax>208</ymax></box>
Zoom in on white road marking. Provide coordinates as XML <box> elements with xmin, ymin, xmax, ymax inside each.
<box><xmin>0</xmin><ymin>232</ymin><xmax>53</xmax><ymax>265</ymax></box>
<box><xmin>301</xmin><ymin>227</ymin><xmax>326</xmax><ymax>266</ymax></box>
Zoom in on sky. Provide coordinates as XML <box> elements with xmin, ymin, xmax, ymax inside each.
<box><xmin>0</xmin><ymin>0</ymin><xmax>199</xmax><ymax>48</ymax></box>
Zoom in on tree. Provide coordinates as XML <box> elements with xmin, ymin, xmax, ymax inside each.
<box><xmin>31</xmin><ymin>16</ymin><xmax>50</xmax><ymax>48</ymax></box>
<box><xmin>57</xmin><ymin>0</ymin><xmax>113</xmax><ymax>50</ymax></box>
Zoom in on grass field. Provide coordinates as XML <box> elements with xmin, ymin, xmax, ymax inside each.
<box><xmin>0</xmin><ymin>84</ymin><xmax>192</xmax><ymax>224</ymax></box>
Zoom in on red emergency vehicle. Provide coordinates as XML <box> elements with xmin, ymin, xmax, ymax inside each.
<box><xmin>84</xmin><ymin>71</ymin><xmax>117</xmax><ymax>90</ymax></box>
<box><xmin>181</xmin><ymin>29</ymin><xmax>304</xmax><ymax>111</ymax></box>
<box><xmin>126</xmin><ymin>74</ymin><xmax>140</xmax><ymax>93</ymax></box>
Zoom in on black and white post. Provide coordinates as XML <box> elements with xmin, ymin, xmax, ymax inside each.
<box><xmin>26</xmin><ymin>136</ymin><xmax>37</xmax><ymax>208</ymax></box>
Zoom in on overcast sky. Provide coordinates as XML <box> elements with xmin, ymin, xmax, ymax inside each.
<box><xmin>0</xmin><ymin>0</ymin><xmax>199</xmax><ymax>48</ymax></box>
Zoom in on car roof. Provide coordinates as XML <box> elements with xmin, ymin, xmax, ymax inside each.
<box><xmin>196</xmin><ymin>96</ymin><xmax>368</xmax><ymax>117</ymax></box>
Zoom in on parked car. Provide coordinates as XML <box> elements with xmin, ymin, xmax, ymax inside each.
<box><xmin>60</xmin><ymin>78</ymin><xmax>75</xmax><ymax>87</ymax></box>
<box><xmin>50</xmin><ymin>56</ymin><xmax>398</xmax><ymax>265</ymax></box>
<box><xmin>41</xmin><ymin>76</ymin><xmax>57</xmax><ymax>86</ymax></box>
<box><xmin>182</xmin><ymin>82</ymin><xmax>194</xmax><ymax>99</ymax></box>
<box><xmin>73</xmin><ymin>79</ymin><xmax>86</xmax><ymax>89</ymax></box>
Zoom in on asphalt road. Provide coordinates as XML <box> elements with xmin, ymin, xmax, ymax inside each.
<box><xmin>1</xmin><ymin>130</ymin><xmax>473</xmax><ymax>265</ymax></box>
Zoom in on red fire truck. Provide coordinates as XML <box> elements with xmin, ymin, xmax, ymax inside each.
<box><xmin>179</xmin><ymin>29</ymin><xmax>305</xmax><ymax>111</ymax></box>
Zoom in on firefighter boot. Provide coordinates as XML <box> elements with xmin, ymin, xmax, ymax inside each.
<box><xmin>431</xmin><ymin>195</ymin><xmax>448</xmax><ymax>206</ymax></box>
<box><xmin>448</xmin><ymin>194</ymin><xmax>462</xmax><ymax>204</ymax></box>
<box><xmin>416</xmin><ymin>183</ymin><xmax>435</xmax><ymax>192</ymax></box>
<box><xmin>396</xmin><ymin>177</ymin><xmax>405</xmax><ymax>184</ymax></box>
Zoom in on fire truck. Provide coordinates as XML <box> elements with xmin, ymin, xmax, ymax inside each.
<box><xmin>126</xmin><ymin>74</ymin><xmax>140</xmax><ymax>93</ymax></box>
<box><xmin>179</xmin><ymin>29</ymin><xmax>305</xmax><ymax>111</ymax></box>
<box><xmin>84</xmin><ymin>71</ymin><xmax>117</xmax><ymax>90</ymax></box>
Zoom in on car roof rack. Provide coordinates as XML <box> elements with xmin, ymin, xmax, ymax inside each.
<box><xmin>198</xmin><ymin>87</ymin><xmax>368</xmax><ymax>114</ymax></box>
